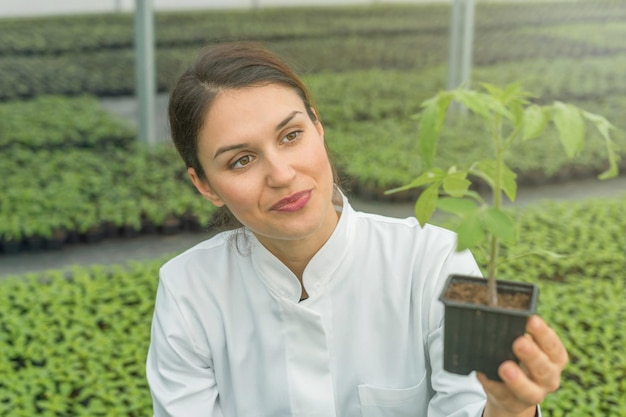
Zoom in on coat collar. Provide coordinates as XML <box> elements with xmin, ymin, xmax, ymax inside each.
<box><xmin>249</xmin><ymin>191</ymin><xmax>354</xmax><ymax>303</ymax></box>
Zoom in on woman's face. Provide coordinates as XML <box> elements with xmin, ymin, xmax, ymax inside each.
<box><xmin>189</xmin><ymin>83</ymin><xmax>337</xmax><ymax>248</ymax></box>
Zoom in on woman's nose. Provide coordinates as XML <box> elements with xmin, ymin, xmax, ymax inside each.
<box><xmin>265</xmin><ymin>152</ymin><xmax>296</xmax><ymax>188</ymax></box>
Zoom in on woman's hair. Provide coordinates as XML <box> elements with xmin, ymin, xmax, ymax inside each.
<box><xmin>168</xmin><ymin>41</ymin><xmax>338</xmax><ymax>231</ymax></box>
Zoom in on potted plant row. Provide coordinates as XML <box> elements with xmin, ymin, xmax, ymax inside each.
<box><xmin>0</xmin><ymin>145</ymin><xmax>221</xmax><ymax>254</ymax></box>
<box><xmin>388</xmin><ymin>82</ymin><xmax>620</xmax><ymax>380</ymax></box>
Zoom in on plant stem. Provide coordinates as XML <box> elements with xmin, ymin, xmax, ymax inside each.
<box><xmin>487</xmin><ymin>235</ymin><xmax>499</xmax><ymax>307</ymax></box>
<box><xmin>487</xmin><ymin>113</ymin><xmax>504</xmax><ymax>307</ymax></box>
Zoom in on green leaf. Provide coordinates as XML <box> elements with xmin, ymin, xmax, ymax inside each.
<box><xmin>417</xmin><ymin>92</ymin><xmax>452</xmax><ymax>168</ymax></box>
<box><xmin>552</xmin><ymin>101</ymin><xmax>585</xmax><ymax>158</ymax></box>
<box><xmin>501</xmin><ymin>164</ymin><xmax>518</xmax><ymax>202</ymax></box>
<box><xmin>442</xmin><ymin>171</ymin><xmax>471</xmax><ymax>197</ymax></box>
<box><xmin>385</xmin><ymin>168</ymin><xmax>445</xmax><ymax>195</ymax></box>
<box><xmin>480</xmin><ymin>82</ymin><xmax>503</xmax><ymax>95</ymax></box>
<box><xmin>452</xmin><ymin>89</ymin><xmax>491</xmax><ymax>121</ymax></box>
<box><xmin>481</xmin><ymin>208</ymin><xmax>516</xmax><ymax>244</ymax></box>
<box><xmin>455</xmin><ymin>214</ymin><xmax>485</xmax><ymax>251</ymax></box>
<box><xmin>509</xmin><ymin>100</ymin><xmax>525</xmax><ymax>132</ymax></box>
<box><xmin>598</xmin><ymin>149</ymin><xmax>621</xmax><ymax>180</ymax></box>
<box><xmin>473</xmin><ymin>160</ymin><xmax>518</xmax><ymax>202</ymax></box>
<box><xmin>436</xmin><ymin>197</ymin><xmax>478</xmax><ymax>217</ymax></box>
<box><xmin>581</xmin><ymin>110</ymin><xmax>614</xmax><ymax>140</ymax></box>
<box><xmin>414</xmin><ymin>183</ymin><xmax>439</xmax><ymax>226</ymax></box>
<box><xmin>522</xmin><ymin>104</ymin><xmax>550</xmax><ymax>141</ymax></box>
<box><xmin>501</xmin><ymin>81</ymin><xmax>531</xmax><ymax>106</ymax></box>
<box><xmin>482</xmin><ymin>83</ymin><xmax>531</xmax><ymax>129</ymax></box>
<box><xmin>469</xmin><ymin>163</ymin><xmax>495</xmax><ymax>190</ymax></box>
<box><xmin>581</xmin><ymin>110</ymin><xmax>620</xmax><ymax>180</ymax></box>
<box><xmin>453</xmin><ymin>88</ymin><xmax>512</xmax><ymax>122</ymax></box>
<box><xmin>461</xmin><ymin>190</ymin><xmax>485</xmax><ymax>203</ymax></box>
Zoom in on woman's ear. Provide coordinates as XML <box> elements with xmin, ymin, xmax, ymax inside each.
<box><xmin>314</xmin><ymin>119</ymin><xmax>324</xmax><ymax>138</ymax></box>
<box><xmin>188</xmin><ymin>167</ymin><xmax>225</xmax><ymax>207</ymax></box>
<box><xmin>312</xmin><ymin>110</ymin><xmax>324</xmax><ymax>138</ymax></box>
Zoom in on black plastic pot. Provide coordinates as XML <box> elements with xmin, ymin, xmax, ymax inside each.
<box><xmin>439</xmin><ymin>274</ymin><xmax>539</xmax><ymax>381</ymax></box>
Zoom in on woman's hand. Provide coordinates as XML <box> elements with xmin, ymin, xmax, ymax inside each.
<box><xmin>477</xmin><ymin>315</ymin><xmax>569</xmax><ymax>417</ymax></box>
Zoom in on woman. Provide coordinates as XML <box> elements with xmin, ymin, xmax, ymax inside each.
<box><xmin>146</xmin><ymin>42</ymin><xmax>567</xmax><ymax>417</ymax></box>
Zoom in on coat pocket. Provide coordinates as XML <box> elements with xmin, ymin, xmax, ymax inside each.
<box><xmin>357</xmin><ymin>376</ymin><xmax>428</xmax><ymax>417</ymax></box>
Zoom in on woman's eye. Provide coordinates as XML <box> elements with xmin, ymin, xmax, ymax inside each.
<box><xmin>280</xmin><ymin>130</ymin><xmax>301</xmax><ymax>144</ymax></box>
<box><xmin>231</xmin><ymin>155</ymin><xmax>254</xmax><ymax>169</ymax></box>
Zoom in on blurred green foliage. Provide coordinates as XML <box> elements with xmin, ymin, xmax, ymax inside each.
<box><xmin>1</xmin><ymin>195</ymin><xmax>625</xmax><ymax>415</ymax></box>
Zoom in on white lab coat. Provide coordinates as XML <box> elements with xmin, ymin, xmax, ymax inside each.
<box><xmin>147</xmin><ymin>194</ymin><xmax>490</xmax><ymax>417</ymax></box>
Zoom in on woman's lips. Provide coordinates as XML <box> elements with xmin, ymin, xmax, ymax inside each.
<box><xmin>271</xmin><ymin>190</ymin><xmax>312</xmax><ymax>212</ymax></box>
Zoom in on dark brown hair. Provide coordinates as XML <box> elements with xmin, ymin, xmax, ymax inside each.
<box><xmin>168</xmin><ymin>41</ymin><xmax>319</xmax><ymax>182</ymax></box>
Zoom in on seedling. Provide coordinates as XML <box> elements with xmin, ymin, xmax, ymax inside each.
<box><xmin>388</xmin><ymin>82</ymin><xmax>620</xmax><ymax>306</ymax></box>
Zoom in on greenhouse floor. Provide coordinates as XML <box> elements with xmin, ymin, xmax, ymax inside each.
<box><xmin>2</xmin><ymin>176</ymin><xmax>626</xmax><ymax>279</ymax></box>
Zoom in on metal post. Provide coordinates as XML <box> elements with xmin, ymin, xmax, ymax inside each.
<box><xmin>446</xmin><ymin>0</ymin><xmax>475</xmax><ymax>91</ymax></box>
<box><xmin>134</xmin><ymin>0</ymin><xmax>156</xmax><ymax>145</ymax></box>
<box><xmin>460</xmin><ymin>0</ymin><xmax>475</xmax><ymax>88</ymax></box>
<box><xmin>446</xmin><ymin>0</ymin><xmax>462</xmax><ymax>91</ymax></box>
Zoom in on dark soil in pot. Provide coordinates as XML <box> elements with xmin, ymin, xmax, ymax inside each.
<box><xmin>439</xmin><ymin>274</ymin><xmax>539</xmax><ymax>381</ymax></box>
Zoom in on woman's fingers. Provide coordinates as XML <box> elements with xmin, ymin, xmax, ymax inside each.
<box><xmin>512</xmin><ymin>334</ymin><xmax>560</xmax><ymax>391</ymax></box>
<box><xmin>500</xmin><ymin>361</ymin><xmax>550</xmax><ymax>405</ymax></box>
<box><xmin>477</xmin><ymin>367</ymin><xmax>539</xmax><ymax>414</ymax></box>
<box><xmin>526</xmin><ymin>315</ymin><xmax>569</xmax><ymax>369</ymax></box>
<box><xmin>506</xmin><ymin>316</ymin><xmax>567</xmax><ymax>394</ymax></box>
